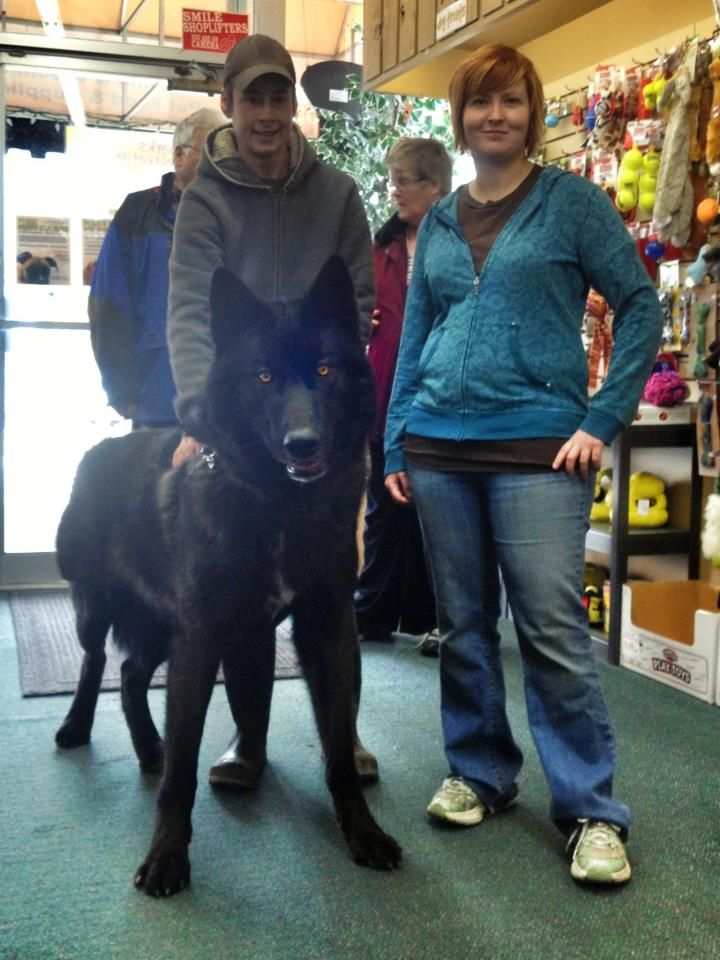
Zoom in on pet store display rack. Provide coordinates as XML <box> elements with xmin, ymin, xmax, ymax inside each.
<box><xmin>585</xmin><ymin>421</ymin><xmax>702</xmax><ymax>665</ymax></box>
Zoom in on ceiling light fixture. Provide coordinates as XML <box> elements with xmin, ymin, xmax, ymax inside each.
<box><xmin>34</xmin><ymin>0</ymin><xmax>87</xmax><ymax>128</ymax></box>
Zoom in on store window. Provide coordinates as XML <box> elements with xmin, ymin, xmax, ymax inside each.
<box><xmin>2</xmin><ymin>60</ymin><xmax>219</xmax><ymax>567</ymax></box>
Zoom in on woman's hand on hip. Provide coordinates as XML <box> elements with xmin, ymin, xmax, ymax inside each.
<box><xmin>385</xmin><ymin>470</ymin><xmax>414</xmax><ymax>504</ymax></box>
<box><xmin>552</xmin><ymin>429</ymin><xmax>604</xmax><ymax>478</ymax></box>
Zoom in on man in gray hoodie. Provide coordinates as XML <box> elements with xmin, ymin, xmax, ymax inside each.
<box><xmin>166</xmin><ymin>33</ymin><xmax>376</xmax><ymax>787</ymax></box>
<box><xmin>168</xmin><ymin>33</ymin><xmax>374</xmax><ymax>464</ymax></box>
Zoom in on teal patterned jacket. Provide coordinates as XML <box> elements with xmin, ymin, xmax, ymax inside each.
<box><xmin>384</xmin><ymin>165</ymin><xmax>664</xmax><ymax>475</ymax></box>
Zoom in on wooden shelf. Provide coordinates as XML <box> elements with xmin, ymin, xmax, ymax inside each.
<box><xmin>364</xmin><ymin>0</ymin><xmax>611</xmax><ymax>96</ymax></box>
<box><xmin>585</xmin><ymin>422</ymin><xmax>701</xmax><ymax>666</ymax></box>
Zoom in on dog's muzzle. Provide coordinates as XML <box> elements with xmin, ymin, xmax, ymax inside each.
<box><xmin>284</xmin><ymin>429</ymin><xmax>327</xmax><ymax>483</ymax></box>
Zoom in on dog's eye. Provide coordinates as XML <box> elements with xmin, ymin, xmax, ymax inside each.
<box><xmin>316</xmin><ymin>363</ymin><xmax>330</xmax><ymax>378</ymax></box>
<box><xmin>258</xmin><ymin>369</ymin><xmax>272</xmax><ymax>384</ymax></box>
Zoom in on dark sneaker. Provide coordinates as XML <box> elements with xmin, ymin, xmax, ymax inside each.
<box><xmin>568</xmin><ymin>819</ymin><xmax>632</xmax><ymax>885</ymax></box>
<box><xmin>417</xmin><ymin>629</ymin><xmax>440</xmax><ymax>657</ymax></box>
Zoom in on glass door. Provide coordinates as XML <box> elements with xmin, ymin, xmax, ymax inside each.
<box><xmin>1</xmin><ymin>57</ymin><xmax>220</xmax><ymax>584</ymax></box>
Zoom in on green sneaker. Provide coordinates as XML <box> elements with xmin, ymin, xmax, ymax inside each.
<box><xmin>426</xmin><ymin>777</ymin><xmax>517</xmax><ymax>826</ymax></box>
<box><xmin>568</xmin><ymin>819</ymin><xmax>632</xmax><ymax>885</ymax></box>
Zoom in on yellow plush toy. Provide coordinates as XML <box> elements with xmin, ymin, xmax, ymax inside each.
<box><xmin>626</xmin><ymin>472</ymin><xmax>668</xmax><ymax>527</ymax></box>
<box><xmin>590</xmin><ymin>468</ymin><xmax>612</xmax><ymax>522</ymax></box>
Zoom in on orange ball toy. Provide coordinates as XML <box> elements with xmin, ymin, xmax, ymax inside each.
<box><xmin>697</xmin><ymin>198</ymin><xmax>719</xmax><ymax>225</ymax></box>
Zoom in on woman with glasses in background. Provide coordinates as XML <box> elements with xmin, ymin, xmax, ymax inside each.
<box><xmin>355</xmin><ymin>138</ymin><xmax>452</xmax><ymax>656</ymax></box>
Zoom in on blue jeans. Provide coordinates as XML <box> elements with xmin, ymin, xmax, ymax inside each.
<box><xmin>407</xmin><ymin>464</ymin><xmax>630</xmax><ymax>836</ymax></box>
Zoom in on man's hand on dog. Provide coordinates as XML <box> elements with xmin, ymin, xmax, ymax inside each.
<box><xmin>172</xmin><ymin>435</ymin><xmax>202</xmax><ymax>467</ymax></box>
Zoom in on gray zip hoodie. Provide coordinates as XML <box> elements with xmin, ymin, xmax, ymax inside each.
<box><xmin>167</xmin><ymin>122</ymin><xmax>374</xmax><ymax>439</ymax></box>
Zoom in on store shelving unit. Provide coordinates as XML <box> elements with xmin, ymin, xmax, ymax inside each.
<box><xmin>585</xmin><ymin>421</ymin><xmax>702</xmax><ymax>665</ymax></box>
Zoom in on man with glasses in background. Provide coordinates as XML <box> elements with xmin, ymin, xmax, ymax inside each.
<box><xmin>89</xmin><ymin>106</ymin><xmax>223</xmax><ymax>429</ymax></box>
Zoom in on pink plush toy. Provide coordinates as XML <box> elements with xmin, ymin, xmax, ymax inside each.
<box><xmin>642</xmin><ymin>353</ymin><xmax>688</xmax><ymax>406</ymax></box>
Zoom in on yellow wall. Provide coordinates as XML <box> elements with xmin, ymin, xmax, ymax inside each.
<box><xmin>532</xmin><ymin>0</ymin><xmax>715</xmax><ymax>97</ymax></box>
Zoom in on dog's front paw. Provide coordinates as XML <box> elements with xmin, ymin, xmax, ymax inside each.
<box><xmin>347</xmin><ymin>826</ymin><xmax>402</xmax><ymax>870</ymax></box>
<box><xmin>55</xmin><ymin>718</ymin><xmax>91</xmax><ymax>749</ymax></box>
<box><xmin>134</xmin><ymin>848</ymin><xmax>190</xmax><ymax>897</ymax></box>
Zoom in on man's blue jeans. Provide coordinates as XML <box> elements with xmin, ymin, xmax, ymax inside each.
<box><xmin>407</xmin><ymin>464</ymin><xmax>630</xmax><ymax>836</ymax></box>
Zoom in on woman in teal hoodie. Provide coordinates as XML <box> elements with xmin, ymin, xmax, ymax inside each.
<box><xmin>384</xmin><ymin>44</ymin><xmax>662</xmax><ymax>885</ymax></box>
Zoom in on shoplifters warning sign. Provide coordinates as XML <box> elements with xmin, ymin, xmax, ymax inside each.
<box><xmin>182</xmin><ymin>8</ymin><xmax>249</xmax><ymax>52</ymax></box>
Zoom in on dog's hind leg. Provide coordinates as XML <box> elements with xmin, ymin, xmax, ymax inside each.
<box><xmin>55</xmin><ymin>585</ymin><xmax>110</xmax><ymax>749</ymax></box>
<box><xmin>292</xmin><ymin>596</ymin><xmax>401</xmax><ymax>871</ymax></box>
<box><xmin>208</xmin><ymin>626</ymin><xmax>275</xmax><ymax>790</ymax></box>
<box><xmin>116</xmin><ymin>606</ymin><xmax>169</xmax><ymax>773</ymax></box>
<box><xmin>121</xmin><ymin>651</ymin><xmax>165</xmax><ymax>774</ymax></box>
<box><xmin>135</xmin><ymin>637</ymin><xmax>219</xmax><ymax>897</ymax></box>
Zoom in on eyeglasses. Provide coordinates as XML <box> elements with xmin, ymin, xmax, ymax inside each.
<box><xmin>179</xmin><ymin>143</ymin><xmax>201</xmax><ymax>153</ymax></box>
<box><xmin>389</xmin><ymin>176</ymin><xmax>428</xmax><ymax>191</ymax></box>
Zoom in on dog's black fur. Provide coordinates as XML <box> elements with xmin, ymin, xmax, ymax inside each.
<box><xmin>55</xmin><ymin>256</ymin><xmax>401</xmax><ymax>895</ymax></box>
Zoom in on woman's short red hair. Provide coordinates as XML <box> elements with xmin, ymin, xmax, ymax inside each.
<box><xmin>448</xmin><ymin>44</ymin><xmax>545</xmax><ymax>157</ymax></box>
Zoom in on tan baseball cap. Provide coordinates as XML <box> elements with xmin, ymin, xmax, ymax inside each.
<box><xmin>223</xmin><ymin>34</ymin><xmax>296</xmax><ymax>91</ymax></box>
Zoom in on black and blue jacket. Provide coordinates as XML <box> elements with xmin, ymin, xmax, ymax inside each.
<box><xmin>89</xmin><ymin>171</ymin><xmax>178</xmax><ymax>424</ymax></box>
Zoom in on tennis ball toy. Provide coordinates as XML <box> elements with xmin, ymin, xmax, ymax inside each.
<box><xmin>638</xmin><ymin>192</ymin><xmax>656</xmax><ymax>215</ymax></box>
<box><xmin>643</xmin><ymin>147</ymin><xmax>660</xmax><ymax>176</ymax></box>
<box><xmin>639</xmin><ymin>173</ymin><xmax>657</xmax><ymax>193</ymax></box>
<box><xmin>616</xmin><ymin>188</ymin><xmax>637</xmax><ymax>212</ymax></box>
<box><xmin>617</xmin><ymin>168</ymin><xmax>640</xmax><ymax>189</ymax></box>
<box><xmin>623</xmin><ymin>146</ymin><xmax>644</xmax><ymax>170</ymax></box>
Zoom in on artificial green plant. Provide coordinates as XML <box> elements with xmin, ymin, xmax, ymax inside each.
<box><xmin>313</xmin><ymin>75</ymin><xmax>454</xmax><ymax>233</ymax></box>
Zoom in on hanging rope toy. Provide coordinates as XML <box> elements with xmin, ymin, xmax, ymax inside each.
<box><xmin>586</xmin><ymin>290</ymin><xmax>613</xmax><ymax>388</ymax></box>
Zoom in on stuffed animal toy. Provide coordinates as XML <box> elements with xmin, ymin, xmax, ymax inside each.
<box><xmin>587</xmin><ymin>87</ymin><xmax>623</xmax><ymax>152</ymax></box>
<box><xmin>603</xmin><ymin>471</ymin><xmax>669</xmax><ymax>526</ymax></box>
<box><xmin>583</xmin><ymin>585</ymin><xmax>604</xmax><ymax>626</ymax></box>
<box><xmin>623</xmin><ymin>472</ymin><xmax>669</xmax><ymax>527</ymax></box>
<box><xmin>654</xmin><ymin>65</ymin><xmax>694</xmax><ymax>247</ymax></box>
<box><xmin>688</xmin><ymin>81</ymin><xmax>702</xmax><ymax>163</ymax></box>
<box><xmin>604</xmin><ymin>473</ymin><xmax>668</xmax><ymax>527</ymax></box>
<box><xmin>701</xmin><ymin>488</ymin><xmax>720</xmax><ymax>567</ymax></box>
<box><xmin>707</xmin><ymin>57</ymin><xmax>720</xmax><ymax>175</ymax></box>
<box><xmin>590</xmin><ymin>468</ymin><xmax>613</xmax><ymax>522</ymax></box>
<box><xmin>685</xmin><ymin>243</ymin><xmax>720</xmax><ymax>285</ymax></box>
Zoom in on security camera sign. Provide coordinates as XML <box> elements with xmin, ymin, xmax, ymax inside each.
<box><xmin>182</xmin><ymin>8</ymin><xmax>249</xmax><ymax>52</ymax></box>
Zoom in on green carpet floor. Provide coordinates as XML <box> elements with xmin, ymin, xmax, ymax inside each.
<box><xmin>1</xmin><ymin>595</ymin><xmax>719</xmax><ymax>960</ymax></box>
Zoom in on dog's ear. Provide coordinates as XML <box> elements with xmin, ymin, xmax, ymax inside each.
<box><xmin>305</xmin><ymin>255</ymin><xmax>358</xmax><ymax>329</ymax></box>
<box><xmin>210</xmin><ymin>266</ymin><xmax>265</xmax><ymax>350</ymax></box>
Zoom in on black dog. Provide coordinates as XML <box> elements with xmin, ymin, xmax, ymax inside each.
<box><xmin>55</xmin><ymin>257</ymin><xmax>401</xmax><ymax>895</ymax></box>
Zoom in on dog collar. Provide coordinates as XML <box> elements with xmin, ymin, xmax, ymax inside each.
<box><xmin>201</xmin><ymin>446</ymin><xmax>217</xmax><ymax>471</ymax></box>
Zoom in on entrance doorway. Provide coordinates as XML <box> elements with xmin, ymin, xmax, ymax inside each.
<box><xmin>1</xmin><ymin>57</ymin><xmax>221</xmax><ymax>584</ymax></box>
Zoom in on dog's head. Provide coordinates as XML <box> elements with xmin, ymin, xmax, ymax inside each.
<box><xmin>206</xmin><ymin>256</ymin><xmax>375</xmax><ymax>485</ymax></box>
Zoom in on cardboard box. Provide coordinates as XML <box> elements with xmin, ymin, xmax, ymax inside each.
<box><xmin>620</xmin><ymin>581</ymin><xmax>720</xmax><ymax>703</ymax></box>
